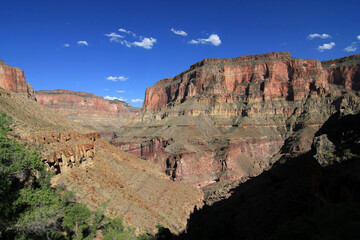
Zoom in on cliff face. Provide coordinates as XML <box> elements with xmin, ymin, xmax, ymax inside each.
<box><xmin>142</xmin><ymin>52</ymin><xmax>329</xmax><ymax>112</ymax></box>
<box><xmin>322</xmin><ymin>54</ymin><xmax>360</xmax><ymax>91</ymax></box>
<box><xmin>36</xmin><ymin>89</ymin><xmax>139</xmax><ymax>132</ymax></box>
<box><xmin>0</xmin><ymin>59</ymin><xmax>35</xmax><ymax>98</ymax></box>
<box><xmin>114</xmin><ymin>52</ymin><xmax>360</xmax><ymax>187</ymax></box>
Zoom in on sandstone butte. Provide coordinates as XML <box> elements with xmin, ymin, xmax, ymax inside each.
<box><xmin>0</xmin><ymin>61</ymin><xmax>203</xmax><ymax>233</ymax></box>
<box><xmin>0</xmin><ymin>59</ymin><xmax>35</xmax><ymax>99</ymax></box>
<box><xmin>36</xmin><ymin>89</ymin><xmax>139</xmax><ymax>134</ymax></box>
<box><xmin>112</xmin><ymin>52</ymin><xmax>360</xmax><ymax>188</ymax></box>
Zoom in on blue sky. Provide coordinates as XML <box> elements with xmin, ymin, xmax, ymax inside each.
<box><xmin>0</xmin><ymin>0</ymin><xmax>359</xmax><ymax>107</ymax></box>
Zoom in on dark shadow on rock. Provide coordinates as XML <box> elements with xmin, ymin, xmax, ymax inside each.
<box><xmin>170</xmin><ymin>112</ymin><xmax>360</xmax><ymax>240</ymax></box>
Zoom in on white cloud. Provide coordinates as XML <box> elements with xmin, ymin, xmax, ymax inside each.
<box><xmin>131</xmin><ymin>99</ymin><xmax>143</xmax><ymax>103</ymax></box>
<box><xmin>63</xmin><ymin>43</ymin><xmax>70</xmax><ymax>47</ymax></box>
<box><xmin>105</xmin><ymin>32</ymin><xmax>124</xmax><ymax>42</ymax></box>
<box><xmin>318</xmin><ymin>42</ymin><xmax>335</xmax><ymax>52</ymax></box>
<box><xmin>170</xmin><ymin>28</ymin><xmax>187</xmax><ymax>36</ymax></box>
<box><xmin>104</xmin><ymin>96</ymin><xmax>127</xmax><ymax>101</ymax></box>
<box><xmin>189</xmin><ymin>34</ymin><xmax>221</xmax><ymax>46</ymax></box>
<box><xmin>105</xmin><ymin>28</ymin><xmax>156</xmax><ymax>49</ymax></box>
<box><xmin>106</xmin><ymin>76</ymin><xmax>128</xmax><ymax>82</ymax></box>
<box><xmin>118</xmin><ymin>28</ymin><xmax>136</xmax><ymax>37</ymax></box>
<box><xmin>307</xmin><ymin>33</ymin><xmax>331</xmax><ymax>40</ymax></box>
<box><xmin>357</xmin><ymin>35</ymin><xmax>360</xmax><ymax>40</ymax></box>
<box><xmin>131</xmin><ymin>37</ymin><xmax>157</xmax><ymax>49</ymax></box>
<box><xmin>344</xmin><ymin>42</ymin><xmax>358</xmax><ymax>52</ymax></box>
<box><xmin>104</xmin><ymin>89</ymin><xmax>109</xmax><ymax>91</ymax></box>
<box><xmin>77</xmin><ymin>41</ymin><xmax>88</xmax><ymax>46</ymax></box>
<box><xmin>116</xmin><ymin>90</ymin><xmax>125</xmax><ymax>93</ymax></box>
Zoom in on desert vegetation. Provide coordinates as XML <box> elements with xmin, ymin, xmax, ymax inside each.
<box><xmin>0</xmin><ymin>113</ymin><xmax>165</xmax><ymax>240</ymax></box>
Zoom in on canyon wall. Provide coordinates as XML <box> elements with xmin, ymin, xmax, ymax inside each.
<box><xmin>142</xmin><ymin>52</ymin><xmax>329</xmax><ymax>112</ymax></box>
<box><xmin>114</xmin><ymin>52</ymin><xmax>360</xmax><ymax>187</ymax></box>
<box><xmin>36</xmin><ymin>89</ymin><xmax>139</xmax><ymax>132</ymax></box>
<box><xmin>322</xmin><ymin>54</ymin><xmax>360</xmax><ymax>91</ymax></box>
<box><xmin>0</xmin><ymin>59</ymin><xmax>35</xmax><ymax>98</ymax></box>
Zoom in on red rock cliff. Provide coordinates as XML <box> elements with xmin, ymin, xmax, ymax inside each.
<box><xmin>115</xmin><ymin>52</ymin><xmax>360</xmax><ymax>187</ymax></box>
<box><xmin>36</xmin><ymin>89</ymin><xmax>139</xmax><ymax>132</ymax></box>
<box><xmin>322</xmin><ymin>54</ymin><xmax>360</xmax><ymax>91</ymax></box>
<box><xmin>142</xmin><ymin>52</ymin><xmax>329</xmax><ymax>112</ymax></box>
<box><xmin>37</xmin><ymin>89</ymin><xmax>138</xmax><ymax>116</ymax></box>
<box><xmin>0</xmin><ymin>59</ymin><xmax>35</xmax><ymax>98</ymax></box>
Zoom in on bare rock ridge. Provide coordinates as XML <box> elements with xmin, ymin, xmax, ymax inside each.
<box><xmin>36</xmin><ymin>89</ymin><xmax>140</xmax><ymax>133</ymax></box>
<box><xmin>113</xmin><ymin>52</ymin><xmax>360</xmax><ymax>187</ymax></box>
<box><xmin>0</xmin><ymin>59</ymin><xmax>35</xmax><ymax>99</ymax></box>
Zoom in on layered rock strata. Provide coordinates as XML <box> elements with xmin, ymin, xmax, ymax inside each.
<box><xmin>113</xmin><ymin>52</ymin><xmax>360</xmax><ymax>187</ymax></box>
<box><xmin>0</xmin><ymin>59</ymin><xmax>35</xmax><ymax>98</ymax></box>
<box><xmin>36</xmin><ymin>89</ymin><xmax>139</xmax><ymax>132</ymax></box>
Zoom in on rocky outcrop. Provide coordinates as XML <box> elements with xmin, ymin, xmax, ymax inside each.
<box><xmin>27</xmin><ymin>132</ymin><xmax>99</xmax><ymax>173</ymax></box>
<box><xmin>114</xmin><ymin>52</ymin><xmax>360</xmax><ymax>187</ymax></box>
<box><xmin>0</xmin><ymin>59</ymin><xmax>35</xmax><ymax>99</ymax></box>
<box><xmin>36</xmin><ymin>89</ymin><xmax>139</xmax><ymax>132</ymax></box>
<box><xmin>322</xmin><ymin>54</ymin><xmax>360</xmax><ymax>91</ymax></box>
<box><xmin>313</xmin><ymin>111</ymin><xmax>360</xmax><ymax>166</ymax></box>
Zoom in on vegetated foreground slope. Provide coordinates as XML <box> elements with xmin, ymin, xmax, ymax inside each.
<box><xmin>0</xmin><ymin>86</ymin><xmax>203</xmax><ymax>233</ymax></box>
<box><xmin>112</xmin><ymin>52</ymin><xmax>360</xmax><ymax>188</ymax></box>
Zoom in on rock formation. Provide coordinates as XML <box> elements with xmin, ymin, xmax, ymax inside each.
<box><xmin>0</xmin><ymin>59</ymin><xmax>35</xmax><ymax>99</ymax></box>
<box><xmin>36</xmin><ymin>89</ymin><xmax>139</xmax><ymax>132</ymax></box>
<box><xmin>113</xmin><ymin>52</ymin><xmax>360</xmax><ymax>187</ymax></box>
<box><xmin>322</xmin><ymin>54</ymin><xmax>360</xmax><ymax>91</ymax></box>
<box><xmin>27</xmin><ymin>132</ymin><xmax>99</xmax><ymax>173</ymax></box>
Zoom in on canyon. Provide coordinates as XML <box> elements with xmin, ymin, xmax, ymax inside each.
<box><xmin>110</xmin><ymin>52</ymin><xmax>360</xmax><ymax>187</ymax></box>
<box><xmin>1</xmin><ymin>52</ymin><xmax>360</xmax><ymax>237</ymax></box>
<box><xmin>0</xmin><ymin>62</ymin><xmax>203</xmax><ymax>233</ymax></box>
<box><xmin>31</xmin><ymin>52</ymin><xmax>360</xmax><ymax>188</ymax></box>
